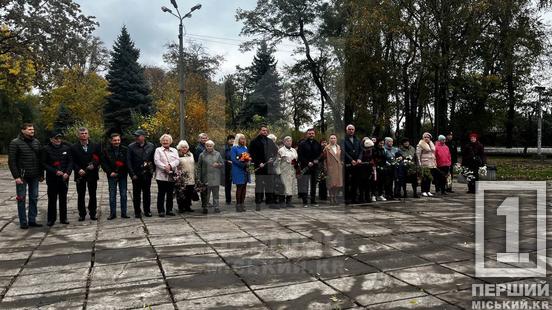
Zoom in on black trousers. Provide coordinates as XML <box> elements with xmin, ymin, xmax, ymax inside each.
<box><xmin>255</xmin><ymin>173</ymin><xmax>274</xmax><ymax>205</ymax></box>
<box><xmin>225</xmin><ymin>167</ymin><xmax>232</xmax><ymax>204</ymax></box>
<box><xmin>132</xmin><ymin>175</ymin><xmax>152</xmax><ymax>216</ymax></box>
<box><xmin>383</xmin><ymin>168</ymin><xmax>394</xmax><ymax>198</ymax></box>
<box><xmin>47</xmin><ymin>178</ymin><xmax>68</xmax><ymax>223</ymax></box>
<box><xmin>76</xmin><ymin>178</ymin><xmax>97</xmax><ymax>217</ymax></box>
<box><xmin>344</xmin><ymin>165</ymin><xmax>359</xmax><ymax>203</ymax></box>
<box><xmin>298</xmin><ymin>172</ymin><xmax>317</xmax><ymax>204</ymax></box>
<box><xmin>156</xmin><ymin>180</ymin><xmax>175</xmax><ymax>214</ymax></box>
<box><xmin>467</xmin><ymin>166</ymin><xmax>480</xmax><ymax>193</ymax></box>
<box><xmin>318</xmin><ymin>179</ymin><xmax>327</xmax><ymax>200</ymax></box>
<box><xmin>359</xmin><ymin>176</ymin><xmax>373</xmax><ymax>202</ymax></box>
<box><xmin>421</xmin><ymin>168</ymin><xmax>439</xmax><ymax>192</ymax></box>
<box><xmin>436</xmin><ymin>166</ymin><xmax>449</xmax><ymax>193</ymax></box>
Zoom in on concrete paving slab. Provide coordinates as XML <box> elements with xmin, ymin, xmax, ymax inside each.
<box><xmin>325</xmin><ymin>272</ymin><xmax>426</xmax><ymax>306</ymax></box>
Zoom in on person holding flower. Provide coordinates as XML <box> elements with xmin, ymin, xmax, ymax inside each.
<box><xmin>42</xmin><ymin>131</ymin><xmax>72</xmax><ymax>226</ymax></box>
<box><xmin>175</xmin><ymin>140</ymin><xmax>196</xmax><ymax>213</ymax></box>
<box><xmin>101</xmin><ymin>133</ymin><xmax>129</xmax><ymax>220</ymax></box>
<box><xmin>461</xmin><ymin>132</ymin><xmax>486</xmax><ymax>194</ymax></box>
<box><xmin>231</xmin><ymin>133</ymin><xmax>250</xmax><ymax>212</ymax></box>
<box><xmin>416</xmin><ymin>132</ymin><xmax>437</xmax><ymax>197</ymax></box>
<box><xmin>278</xmin><ymin>136</ymin><xmax>298</xmax><ymax>208</ymax></box>
<box><xmin>71</xmin><ymin>127</ymin><xmax>101</xmax><ymax>222</ymax></box>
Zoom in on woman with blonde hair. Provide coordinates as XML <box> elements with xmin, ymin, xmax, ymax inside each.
<box><xmin>416</xmin><ymin>132</ymin><xmax>437</xmax><ymax>197</ymax></box>
<box><xmin>154</xmin><ymin>134</ymin><xmax>179</xmax><ymax>217</ymax></box>
<box><xmin>324</xmin><ymin>134</ymin><xmax>343</xmax><ymax>204</ymax></box>
<box><xmin>175</xmin><ymin>140</ymin><xmax>195</xmax><ymax>213</ymax></box>
<box><xmin>231</xmin><ymin>133</ymin><xmax>250</xmax><ymax>212</ymax></box>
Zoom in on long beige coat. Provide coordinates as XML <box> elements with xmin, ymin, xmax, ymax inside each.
<box><xmin>278</xmin><ymin>146</ymin><xmax>298</xmax><ymax>196</ymax></box>
<box><xmin>324</xmin><ymin>144</ymin><xmax>343</xmax><ymax>189</ymax></box>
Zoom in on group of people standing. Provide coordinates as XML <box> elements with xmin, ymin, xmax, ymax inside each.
<box><xmin>7</xmin><ymin>122</ymin><xmax>486</xmax><ymax>230</ymax></box>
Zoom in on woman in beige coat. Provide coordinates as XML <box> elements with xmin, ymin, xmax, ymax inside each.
<box><xmin>278</xmin><ymin>136</ymin><xmax>298</xmax><ymax>208</ymax></box>
<box><xmin>323</xmin><ymin>134</ymin><xmax>343</xmax><ymax>204</ymax></box>
<box><xmin>416</xmin><ymin>132</ymin><xmax>437</xmax><ymax>197</ymax></box>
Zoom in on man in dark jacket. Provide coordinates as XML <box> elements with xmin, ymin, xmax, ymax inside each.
<box><xmin>8</xmin><ymin>123</ymin><xmax>44</xmax><ymax>229</ymax></box>
<box><xmin>42</xmin><ymin>132</ymin><xmax>72</xmax><ymax>226</ymax></box>
<box><xmin>249</xmin><ymin>125</ymin><xmax>279</xmax><ymax>210</ymax></box>
<box><xmin>462</xmin><ymin>132</ymin><xmax>486</xmax><ymax>194</ymax></box>
<box><xmin>224</xmin><ymin>135</ymin><xmax>235</xmax><ymax>205</ymax></box>
<box><xmin>445</xmin><ymin>131</ymin><xmax>458</xmax><ymax>193</ymax></box>
<box><xmin>297</xmin><ymin>128</ymin><xmax>322</xmax><ymax>207</ymax></box>
<box><xmin>194</xmin><ymin>133</ymin><xmax>208</xmax><ymax>162</ymax></box>
<box><xmin>101</xmin><ymin>133</ymin><xmax>129</xmax><ymax>220</ymax></box>
<box><xmin>342</xmin><ymin>124</ymin><xmax>362</xmax><ymax>204</ymax></box>
<box><xmin>127</xmin><ymin>129</ymin><xmax>155</xmax><ymax>218</ymax></box>
<box><xmin>71</xmin><ymin>127</ymin><xmax>100</xmax><ymax>221</ymax></box>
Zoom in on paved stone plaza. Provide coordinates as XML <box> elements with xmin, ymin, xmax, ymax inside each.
<box><xmin>0</xmin><ymin>168</ymin><xmax>550</xmax><ymax>309</ymax></box>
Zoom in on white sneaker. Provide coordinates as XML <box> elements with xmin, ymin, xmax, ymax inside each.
<box><xmin>378</xmin><ymin>196</ymin><xmax>387</xmax><ymax>201</ymax></box>
<box><xmin>371</xmin><ymin>196</ymin><xmax>377</xmax><ymax>202</ymax></box>
<box><xmin>422</xmin><ymin>192</ymin><xmax>429</xmax><ymax>197</ymax></box>
<box><xmin>427</xmin><ymin>192</ymin><xmax>434</xmax><ymax>197</ymax></box>
<box><xmin>303</xmin><ymin>204</ymin><xmax>309</xmax><ymax>208</ymax></box>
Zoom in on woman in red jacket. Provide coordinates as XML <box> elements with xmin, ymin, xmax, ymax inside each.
<box><xmin>435</xmin><ymin>135</ymin><xmax>452</xmax><ymax>195</ymax></box>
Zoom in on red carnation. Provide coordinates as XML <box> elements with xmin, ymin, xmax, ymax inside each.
<box><xmin>92</xmin><ymin>154</ymin><xmax>100</xmax><ymax>162</ymax></box>
<box><xmin>52</xmin><ymin>161</ymin><xmax>61</xmax><ymax>167</ymax></box>
<box><xmin>115</xmin><ymin>160</ymin><xmax>125</xmax><ymax>167</ymax></box>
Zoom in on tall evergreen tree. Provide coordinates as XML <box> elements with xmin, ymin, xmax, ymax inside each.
<box><xmin>104</xmin><ymin>26</ymin><xmax>152</xmax><ymax>134</ymax></box>
<box><xmin>53</xmin><ymin>103</ymin><xmax>75</xmax><ymax>133</ymax></box>
<box><xmin>238</xmin><ymin>42</ymin><xmax>283</xmax><ymax>127</ymax></box>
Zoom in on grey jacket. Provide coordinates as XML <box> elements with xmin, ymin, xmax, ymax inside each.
<box><xmin>8</xmin><ymin>134</ymin><xmax>43</xmax><ymax>179</ymax></box>
<box><xmin>198</xmin><ymin>150</ymin><xmax>223</xmax><ymax>186</ymax></box>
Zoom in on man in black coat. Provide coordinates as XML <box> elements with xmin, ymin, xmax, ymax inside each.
<box><xmin>42</xmin><ymin>132</ymin><xmax>72</xmax><ymax>226</ymax></box>
<box><xmin>101</xmin><ymin>133</ymin><xmax>129</xmax><ymax>220</ymax></box>
<box><xmin>127</xmin><ymin>129</ymin><xmax>155</xmax><ymax>218</ymax></box>
<box><xmin>462</xmin><ymin>132</ymin><xmax>486</xmax><ymax>194</ymax></box>
<box><xmin>248</xmin><ymin>125</ymin><xmax>279</xmax><ymax>211</ymax></box>
<box><xmin>224</xmin><ymin>135</ymin><xmax>235</xmax><ymax>205</ymax></box>
<box><xmin>194</xmin><ymin>133</ymin><xmax>208</xmax><ymax>162</ymax></box>
<box><xmin>297</xmin><ymin>128</ymin><xmax>322</xmax><ymax>207</ymax></box>
<box><xmin>71</xmin><ymin>127</ymin><xmax>100</xmax><ymax>221</ymax></box>
<box><xmin>342</xmin><ymin>124</ymin><xmax>362</xmax><ymax>204</ymax></box>
<box><xmin>8</xmin><ymin>123</ymin><xmax>44</xmax><ymax>229</ymax></box>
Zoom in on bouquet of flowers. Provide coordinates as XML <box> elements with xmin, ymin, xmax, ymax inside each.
<box><xmin>455</xmin><ymin>164</ymin><xmax>476</xmax><ymax>182</ymax></box>
<box><xmin>479</xmin><ymin>165</ymin><xmax>488</xmax><ymax>177</ymax></box>
<box><xmin>237</xmin><ymin>152</ymin><xmax>255</xmax><ymax>174</ymax></box>
<box><xmin>403</xmin><ymin>155</ymin><xmax>418</xmax><ymax>176</ymax></box>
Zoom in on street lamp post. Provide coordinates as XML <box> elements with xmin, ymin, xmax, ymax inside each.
<box><xmin>535</xmin><ymin>86</ymin><xmax>545</xmax><ymax>158</ymax></box>
<box><xmin>161</xmin><ymin>2</ymin><xmax>202</xmax><ymax>140</ymax></box>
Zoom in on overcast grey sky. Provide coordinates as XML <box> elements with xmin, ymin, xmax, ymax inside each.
<box><xmin>75</xmin><ymin>0</ymin><xmax>299</xmax><ymax>79</ymax></box>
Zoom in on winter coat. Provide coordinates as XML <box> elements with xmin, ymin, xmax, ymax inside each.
<box><xmin>462</xmin><ymin>141</ymin><xmax>486</xmax><ymax>169</ymax></box>
<box><xmin>416</xmin><ymin>140</ymin><xmax>437</xmax><ymax>168</ymax></box>
<box><xmin>324</xmin><ymin>144</ymin><xmax>343</xmax><ymax>189</ymax></box>
<box><xmin>71</xmin><ymin>141</ymin><xmax>100</xmax><ymax>181</ymax></box>
<box><xmin>101</xmin><ymin>145</ymin><xmax>129</xmax><ymax>177</ymax></box>
<box><xmin>8</xmin><ymin>134</ymin><xmax>43</xmax><ymax>179</ymax></box>
<box><xmin>435</xmin><ymin>142</ymin><xmax>452</xmax><ymax>168</ymax></box>
<box><xmin>177</xmin><ymin>152</ymin><xmax>195</xmax><ymax>186</ymax></box>
<box><xmin>194</xmin><ymin>143</ymin><xmax>205</xmax><ymax>163</ymax></box>
<box><xmin>248</xmin><ymin>135</ymin><xmax>278</xmax><ymax>175</ymax></box>
<box><xmin>42</xmin><ymin>142</ymin><xmax>72</xmax><ymax>184</ymax></box>
<box><xmin>154</xmin><ymin>147</ymin><xmax>180</xmax><ymax>182</ymax></box>
<box><xmin>278</xmin><ymin>146</ymin><xmax>298</xmax><ymax>196</ymax></box>
<box><xmin>231</xmin><ymin>145</ymin><xmax>250</xmax><ymax>185</ymax></box>
<box><xmin>198</xmin><ymin>150</ymin><xmax>224</xmax><ymax>186</ymax></box>
<box><xmin>342</xmin><ymin>135</ymin><xmax>362</xmax><ymax>164</ymax></box>
<box><xmin>445</xmin><ymin>140</ymin><xmax>459</xmax><ymax>164</ymax></box>
<box><xmin>127</xmin><ymin>141</ymin><xmax>155</xmax><ymax>178</ymax></box>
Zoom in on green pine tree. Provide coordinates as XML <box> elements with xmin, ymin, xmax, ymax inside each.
<box><xmin>104</xmin><ymin>26</ymin><xmax>152</xmax><ymax>134</ymax></box>
<box><xmin>238</xmin><ymin>42</ymin><xmax>283</xmax><ymax>127</ymax></box>
<box><xmin>53</xmin><ymin>103</ymin><xmax>75</xmax><ymax>133</ymax></box>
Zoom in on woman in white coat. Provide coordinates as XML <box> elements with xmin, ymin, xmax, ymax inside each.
<box><xmin>278</xmin><ymin>136</ymin><xmax>298</xmax><ymax>208</ymax></box>
<box><xmin>154</xmin><ymin>134</ymin><xmax>180</xmax><ymax>217</ymax></box>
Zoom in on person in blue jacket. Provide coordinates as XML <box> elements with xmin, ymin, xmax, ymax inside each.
<box><xmin>231</xmin><ymin>133</ymin><xmax>250</xmax><ymax>212</ymax></box>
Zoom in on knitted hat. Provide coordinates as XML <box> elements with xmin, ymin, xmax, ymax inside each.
<box><xmin>364</xmin><ymin>138</ymin><xmax>374</xmax><ymax>148</ymax></box>
<box><xmin>422</xmin><ymin>132</ymin><xmax>432</xmax><ymax>139</ymax></box>
<box><xmin>438</xmin><ymin>135</ymin><xmax>446</xmax><ymax>141</ymax></box>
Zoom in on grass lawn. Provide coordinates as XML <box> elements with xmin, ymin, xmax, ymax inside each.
<box><xmin>488</xmin><ymin>156</ymin><xmax>552</xmax><ymax>181</ymax></box>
